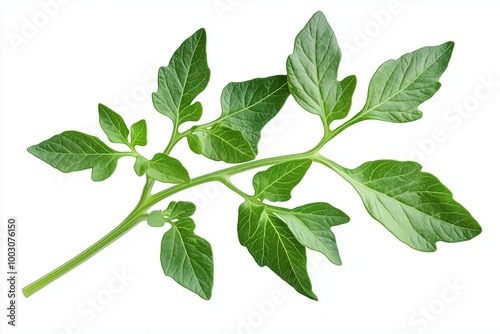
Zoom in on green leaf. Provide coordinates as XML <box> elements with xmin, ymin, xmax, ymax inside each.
<box><xmin>148</xmin><ymin>210</ymin><xmax>165</xmax><ymax>227</ymax></box>
<box><xmin>218</xmin><ymin>75</ymin><xmax>290</xmax><ymax>152</ymax></box>
<box><xmin>148</xmin><ymin>202</ymin><xmax>195</xmax><ymax>227</ymax></box>
<box><xmin>253</xmin><ymin>159</ymin><xmax>312</xmax><ymax>202</ymax></box>
<box><xmin>146</xmin><ymin>153</ymin><xmax>190</xmax><ymax>184</ymax></box>
<box><xmin>164</xmin><ymin>201</ymin><xmax>196</xmax><ymax>220</ymax></box>
<box><xmin>27</xmin><ymin>131</ymin><xmax>122</xmax><ymax>181</ymax></box>
<box><xmin>152</xmin><ymin>29</ymin><xmax>210</xmax><ymax>126</ymax></box>
<box><xmin>133</xmin><ymin>156</ymin><xmax>149</xmax><ymax>176</ymax></box>
<box><xmin>130</xmin><ymin>120</ymin><xmax>147</xmax><ymax>147</ymax></box>
<box><xmin>276</xmin><ymin>203</ymin><xmax>349</xmax><ymax>265</ymax></box>
<box><xmin>237</xmin><ymin>201</ymin><xmax>317</xmax><ymax>300</ymax></box>
<box><xmin>160</xmin><ymin>218</ymin><xmax>214</xmax><ymax>300</ymax></box>
<box><xmin>353</xmin><ymin>42</ymin><xmax>454</xmax><ymax>123</ymax></box>
<box><xmin>98</xmin><ymin>104</ymin><xmax>129</xmax><ymax>145</ymax></box>
<box><xmin>287</xmin><ymin>11</ymin><xmax>356</xmax><ymax>124</ymax></box>
<box><xmin>326</xmin><ymin>75</ymin><xmax>357</xmax><ymax>124</ymax></box>
<box><xmin>336</xmin><ymin>160</ymin><xmax>481</xmax><ymax>251</ymax></box>
<box><xmin>91</xmin><ymin>155</ymin><xmax>119</xmax><ymax>181</ymax></box>
<box><xmin>187</xmin><ymin>125</ymin><xmax>255</xmax><ymax>163</ymax></box>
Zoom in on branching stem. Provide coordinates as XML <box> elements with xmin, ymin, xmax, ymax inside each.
<box><xmin>23</xmin><ymin>109</ymin><xmax>339</xmax><ymax>297</ymax></box>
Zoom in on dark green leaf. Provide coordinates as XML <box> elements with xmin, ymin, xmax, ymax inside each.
<box><xmin>130</xmin><ymin>119</ymin><xmax>147</xmax><ymax>147</ymax></box>
<box><xmin>98</xmin><ymin>104</ymin><xmax>129</xmax><ymax>145</ymax></box>
<box><xmin>164</xmin><ymin>201</ymin><xmax>196</xmax><ymax>220</ymax></box>
<box><xmin>187</xmin><ymin>125</ymin><xmax>255</xmax><ymax>163</ymax></box>
<box><xmin>91</xmin><ymin>155</ymin><xmax>119</xmax><ymax>181</ymax></box>
<box><xmin>219</xmin><ymin>75</ymin><xmax>289</xmax><ymax>152</ymax></box>
<box><xmin>27</xmin><ymin>131</ymin><xmax>122</xmax><ymax>181</ymax></box>
<box><xmin>276</xmin><ymin>203</ymin><xmax>349</xmax><ymax>265</ymax></box>
<box><xmin>148</xmin><ymin>210</ymin><xmax>165</xmax><ymax>227</ymax></box>
<box><xmin>287</xmin><ymin>11</ymin><xmax>356</xmax><ymax>124</ymax></box>
<box><xmin>161</xmin><ymin>218</ymin><xmax>214</xmax><ymax>300</ymax></box>
<box><xmin>354</xmin><ymin>42</ymin><xmax>454</xmax><ymax>123</ymax></box>
<box><xmin>337</xmin><ymin>160</ymin><xmax>481</xmax><ymax>251</ymax></box>
<box><xmin>237</xmin><ymin>201</ymin><xmax>317</xmax><ymax>300</ymax></box>
<box><xmin>152</xmin><ymin>29</ymin><xmax>210</xmax><ymax>126</ymax></box>
<box><xmin>253</xmin><ymin>159</ymin><xmax>312</xmax><ymax>202</ymax></box>
<box><xmin>146</xmin><ymin>153</ymin><xmax>190</xmax><ymax>184</ymax></box>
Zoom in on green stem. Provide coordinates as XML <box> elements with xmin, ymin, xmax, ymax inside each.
<box><xmin>218</xmin><ymin>177</ymin><xmax>252</xmax><ymax>199</ymax></box>
<box><xmin>22</xmin><ymin>149</ymin><xmax>321</xmax><ymax>297</ymax></box>
<box><xmin>329</xmin><ymin>116</ymin><xmax>362</xmax><ymax>139</ymax></box>
<box><xmin>22</xmin><ymin>209</ymin><xmax>148</xmax><ymax>297</ymax></box>
<box><xmin>23</xmin><ymin>111</ymin><xmax>354</xmax><ymax>298</ymax></box>
<box><xmin>314</xmin><ymin>154</ymin><xmax>344</xmax><ymax>173</ymax></box>
<box><xmin>22</xmin><ymin>178</ymin><xmax>156</xmax><ymax>297</ymax></box>
<box><xmin>164</xmin><ymin>121</ymin><xmax>180</xmax><ymax>154</ymax></box>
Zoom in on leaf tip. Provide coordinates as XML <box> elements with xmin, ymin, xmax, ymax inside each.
<box><xmin>308</xmin><ymin>291</ymin><xmax>319</xmax><ymax>301</ymax></box>
<box><xmin>194</xmin><ymin>27</ymin><xmax>207</xmax><ymax>42</ymax></box>
<box><xmin>444</xmin><ymin>40</ymin><xmax>455</xmax><ymax>50</ymax></box>
<box><xmin>200</xmin><ymin>290</ymin><xmax>212</xmax><ymax>300</ymax></box>
<box><xmin>312</xmin><ymin>10</ymin><xmax>326</xmax><ymax>20</ymax></box>
<box><xmin>27</xmin><ymin>145</ymin><xmax>36</xmax><ymax>155</ymax></box>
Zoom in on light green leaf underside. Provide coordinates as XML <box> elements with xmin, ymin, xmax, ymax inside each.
<box><xmin>161</xmin><ymin>218</ymin><xmax>214</xmax><ymax>300</ymax></box>
<box><xmin>152</xmin><ymin>28</ymin><xmax>210</xmax><ymax>126</ymax></box>
<box><xmin>287</xmin><ymin>11</ymin><xmax>356</xmax><ymax>124</ymax></box>
<box><xmin>276</xmin><ymin>202</ymin><xmax>349</xmax><ymax>265</ymax></box>
<box><xmin>337</xmin><ymin>160</ymin><xmax>481</xmax><ymax>251</ymax></box>
<box><xmin>187</xmin><ymin>125</ymin><xmax>255</xmax><ymax>163</ymax></box>
<box><xmin>219</xmin><ymin>75</ymin><xmax>290</xmax><ymax>153</ymax></box>
<box><xmin>133</xmin><ymin>156</ymin><xmax>149</xmax><ymax>176</ymax></box>
<box><xmin>27</xmin><ymin>131</ymin><xmax>122</xmax><ymax>181</ymax></box>
<box><xmin>237</xmin><ymin>201</ymin><xmax>317</xmax><ymax>300</ymax></box>
<box><xmin>253</xmin><ymin>159</ymin><xmax>312</xmax><ymax>202</ymax></box>
<box><xmin>146</xmin><ymin>153</ymin><xmax>190</xmax><ymax>184</ymax></box>
<box><xmin>355</xmin><ymin>42</ymin><xmax>454</xmax><ymax>123</ymax></box>
<box><xmin>148</xmin><ymin>210</ymin><xmax>165</xmax><ymax>227</ymax></box>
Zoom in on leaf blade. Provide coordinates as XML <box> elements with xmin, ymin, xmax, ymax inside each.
<box><xmin>161</xmin><ymin>219</ymin><xmax>214</xmax><ymax>300</ymax></box>
<box><xmin>276</xmin><ymin>203</ymin><xmax>349</xmax><ymax>265</ymax></box>
<box><xmin>287</xmin><ymin>11</ymin><xmax>355</xmax><ymax>124</ymax></box>
<box><xmin>165</xmin><ymin>201</ymin><xmax>196</xmax><ymax>219</ymax></box>
<box><xmin>146</xmin><ymin>153</ymin><xmax>190</xmax><ymax>184</ymax></box>
<box><xmin>253</xmin><ymin>159</ymin><xmax>312</xmax><ymax>202</ymax></box>
<box><xmin>152</xmin><ymin>29</ymin><xmax>210</xmax><ymax>125</ymax></box>
<box><xmin>219</xmin><ymin>75</ymin><xmax>290</xmax><ymax>152</ymax></box>
<box><xmin>27</xmin><ymin>131</ymin><xmax>121</xmax><ymax>181</ymax></box>
<box><xmin>98</xmin><ymin>104</ymin><xmax>129</xmax><ymax>145</ymax></box>
<box><xmin>355</xmin><ymin>42</ymin><xmax>454</xmax><ymax>123</ymax></box>
<box><xmin>187</xmin><ymin>126</ymin><xmax>255</xmax><ymax>163</ymax></box>
<box><xmin>337</xmin><ymin>160</ymin><xmax>481</xmax><ymax>251</ymax></box>
<box><xmin>130</xmin><ymin>119</ymin><xmax>147</xmax><ymax>147</ymax></box>
<box><xmin>147</xmin><ymin>210</ymin><xmax>165</xmax><ymax>227</ymax></box>
<box><xmin>237</xmin><ymin>201</ymin><xmax>317</xmax><ymax>300</ymax></box>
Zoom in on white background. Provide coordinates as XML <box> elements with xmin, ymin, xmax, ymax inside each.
<box><xmin>1</xmin><ymin>0</ymin><xmax>499</xmax><ymax>333</ymax></box>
